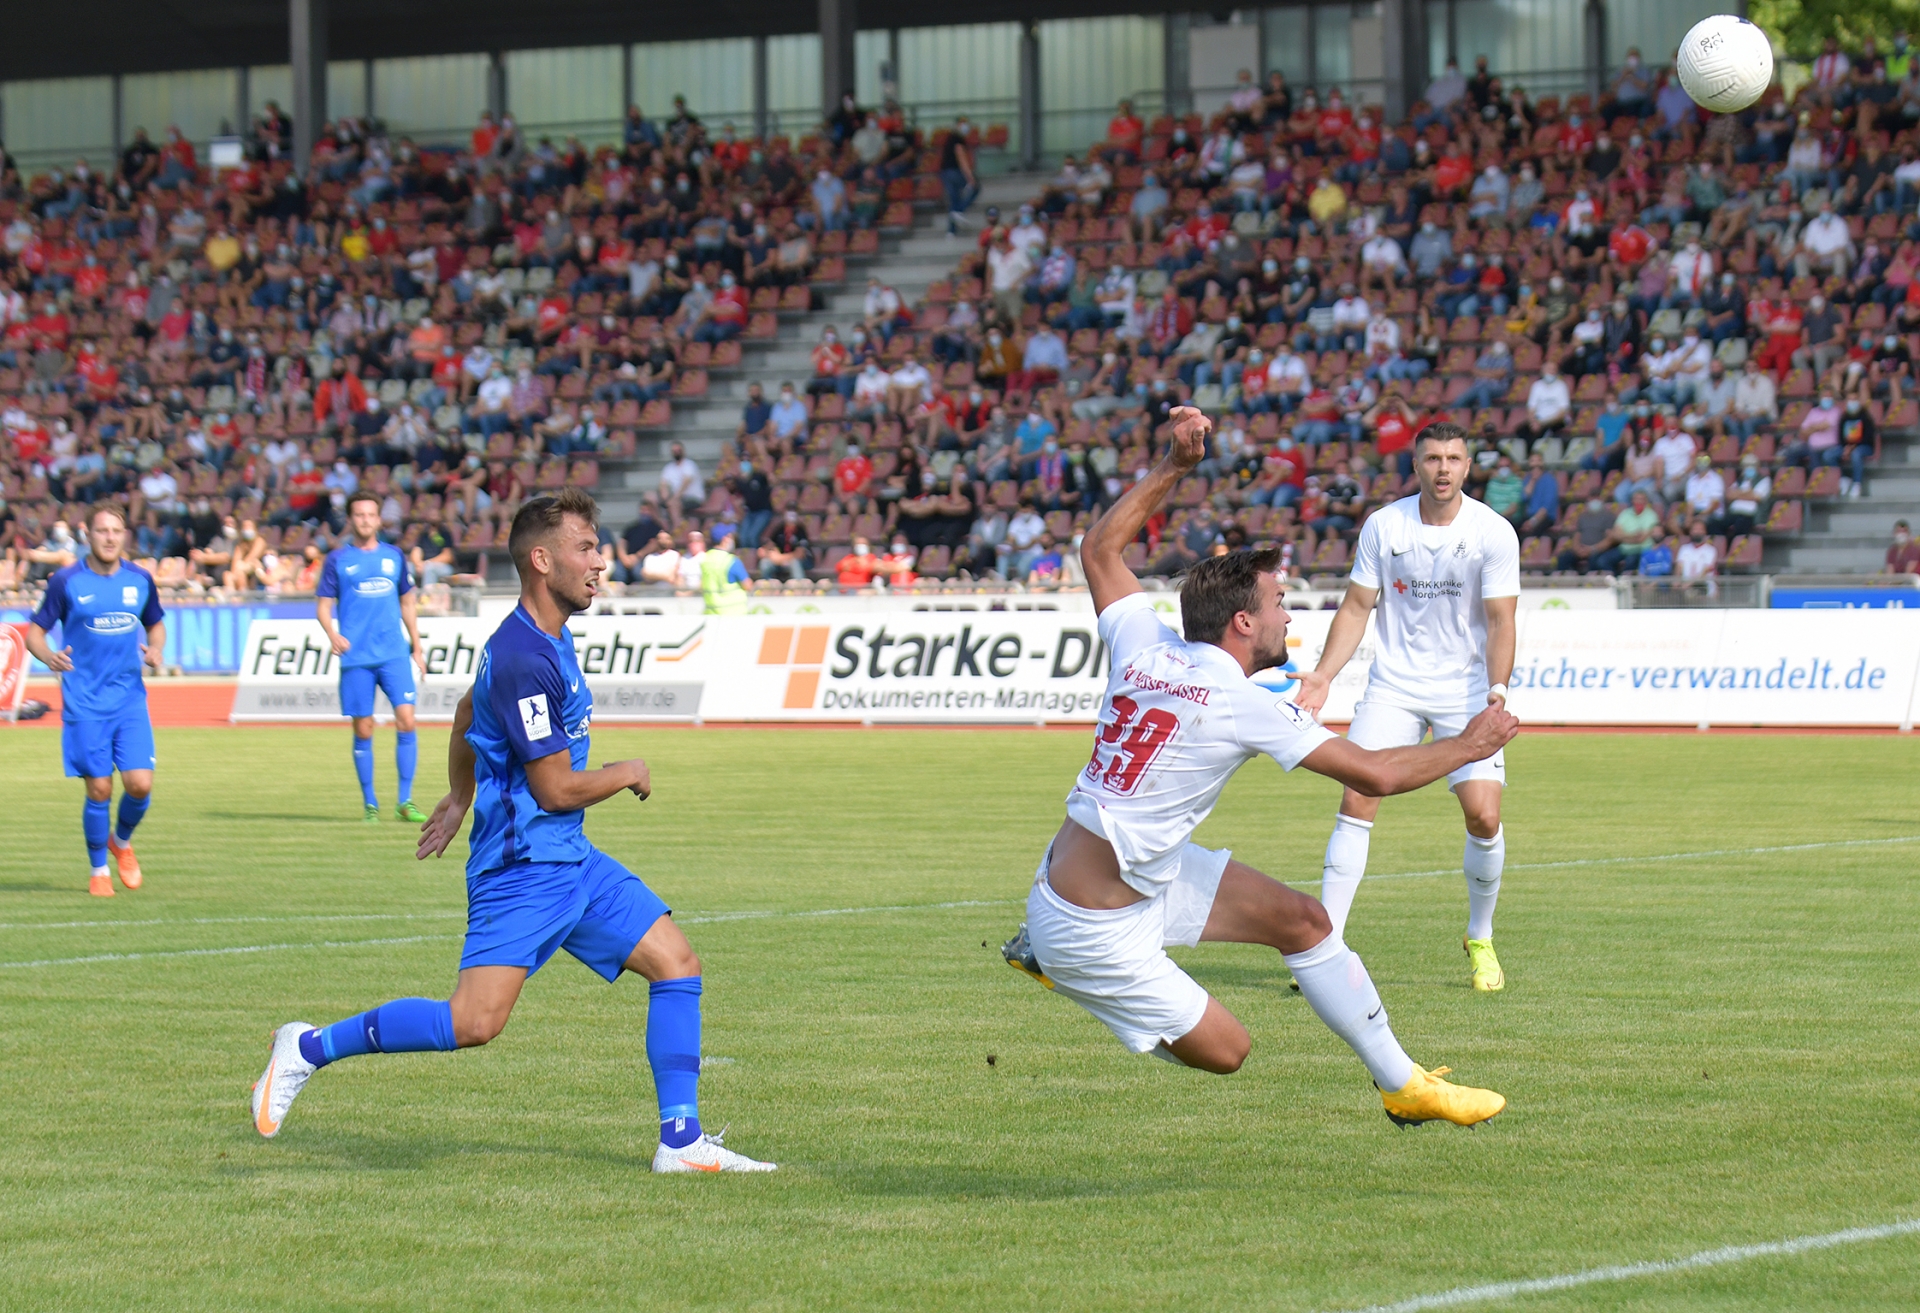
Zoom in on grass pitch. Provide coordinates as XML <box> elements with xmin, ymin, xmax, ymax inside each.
<box><xmin>2</xmin><ymin>725</ymin><xmax>1918</xmax><ymax>1311</ymax></box>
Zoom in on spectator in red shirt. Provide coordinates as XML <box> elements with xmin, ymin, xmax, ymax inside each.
<box><xmin>692</xmin><ymin>272</ymin><xmax>749</xmax><ymax>344</ymax></box>
<box><xmin>809</xmin><ymin>326</ymin><xmax>852</xmax><ymax>397</ymax></box>
<box><xmin>313</xmin><ymin>361</ymin><xmax>369</xmax><ymax>428</ymax></box>
<box><xmin>1885</xmin><ymin>520</ymin><xmax>1920</xmax><ymax>574</ymax></box>
<box><xmin>834</xmin><ymin>441</ymin><xmax>874</xmax><ymax>497</ymax></box>
<box><xmin>1144</xmin><ymin>288</ymin><xmax>1193</xmax><ymax>357</ymax></box>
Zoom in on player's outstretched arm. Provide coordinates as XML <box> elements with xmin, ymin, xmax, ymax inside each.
<box><xmin>21</xmin><ymin>624</ymin><xmax>73</xmax><ymax>673</ymax></box>
<box><xmin>1080</xmin><ymin>405</ymin><xmax>1210</xmax><ymax>614</ymax></box>
<box><xmin>1301</xmin><ymin>703</ymin><xmax>1520</xmax><ymax>797</ymax></box>
<box><xmin>523</xmin><ymin>750</ymin><xmax>651</xmax><ymax>813</ymax></box>
<box><xmin>418</xmin><ymin>690</ymin><xmax>479</xmax><ymax>859</ymax></box>
<box><xmin>1292</xmin><ymin>583</ymin><xmax>1376</xmax><ymax>716</ymax></box>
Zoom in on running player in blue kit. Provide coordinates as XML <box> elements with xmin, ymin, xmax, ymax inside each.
<box><xmin>252</xmin><ymin>488</ymin><xmax>774</xmax><ymax>1172</ymax></box>
<box><xmin>24</xmin><ymin>505</ymin><xmax>166</xmax><ymax>898</ymax></box>
<box><xmin>316</xmin><ymin>491</ymin><xmax>427</xmax><ymax>823</ymax></box>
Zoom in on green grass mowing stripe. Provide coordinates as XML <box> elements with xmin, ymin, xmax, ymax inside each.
<box><xmin>1331</xmin><ymin>1217</ymin><xmax>1920</xmax><ymax>1312</ymax></box>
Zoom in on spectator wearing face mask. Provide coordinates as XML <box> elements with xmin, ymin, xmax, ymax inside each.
<box><xmin>1836</xmin><ymin>394</ymin><xmax>1880</xmax><ymax>495</ymax></box>
<box><xmin>759</xmin><ymin>510</ymin><xmax>813</xmax><ymax>581</ymax></box>
<box><xmin>1714</xmin><ymin>458</ymin><xmax>1770</xmax><ymax>538</ymax></box>
<box><xmin>1884</xmin><ymin>520</ymin><xmax>1920</xmax><ymax>575</ymax></box>
<box><xmin>1675</xmin><ymin>520</ymin><xmax>1718</xmax><ymax>581</ymax></box>
<box><xmin>1783</xmin><ymin>392</ymin><xmax>1842</xmax><ymax>472</ymax></box>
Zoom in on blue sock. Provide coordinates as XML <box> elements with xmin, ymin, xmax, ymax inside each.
<box><xmin>299</xmin><ymin>998</ymin><xmax>457</xmax><ymax>1068</ymax></box>
<box><xmin>648</xmin><ymin>976</ymin><xmax>703</xmax><ymax>1143</ymax></box>
<box><xmin>114</xmin><ymin>792</ymin><xmax>150</xmax><ymax>844</ymax></box>
<box><xmin>82</xmin><ymin>799</ymin><xmax>111</xmax><ymax>869</ymax></box>
<box><xmin>352</xmin><ymin>735</ymin><xmax>376</xmax><ymax>807</ymax></box>
<box><xmin>395</xmin><ymin>731</ymin><xmax>418</xmax><ymax>804</ymax></box>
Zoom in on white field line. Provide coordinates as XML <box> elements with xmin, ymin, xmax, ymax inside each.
<box><xmin>2</xmin><ymin>835</ymin><xmax>1915</xmax><ymax>968</ymax></box>
<box><xmin>1326</xmin><ymin>1216</ymin><xmax>1920</xmax><ymax>1312</ymax></box>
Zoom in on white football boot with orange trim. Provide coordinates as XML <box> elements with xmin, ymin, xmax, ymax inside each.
<box><xmin>251</xmin><ymin>1022</ymin><xmax>318</xmax><ymax>1138</ymax></box>
<box><xmin>651</xmin><ymin>1127</ymin><xmax>777</xmax><ymax>1173</ymax></box>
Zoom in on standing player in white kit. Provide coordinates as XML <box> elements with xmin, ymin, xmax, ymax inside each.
<box><xmin>1002</xmin><ymin>408</ymin><xmax>1518</xmax><ymax>1126</ymax></box>
<box><xmin>1292</xmin><ymin>421</ymin><xmax>1520</xmax><ymax>992</ymax></box>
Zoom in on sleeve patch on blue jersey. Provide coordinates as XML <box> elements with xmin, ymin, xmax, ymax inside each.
<box><xmin>518</xmin><ymin>693</ymin><xmax>553</xmax><ymax>740</ymax></box>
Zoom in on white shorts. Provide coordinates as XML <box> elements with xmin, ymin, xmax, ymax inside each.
<box><xmin>1024</xmin><ymin>843</ymin><xmax>1231</xmax><ymax>1054</ymax></box>
<box><xmin>1346</xmin><ymin>699</ymin><xmax>1506</xmax><ymax>790</ymax></box>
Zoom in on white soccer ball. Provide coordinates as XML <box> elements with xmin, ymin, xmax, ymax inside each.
<box><xmin>1675</xmin><ymin>14</ymin><xmax>1775</xmax><ymax>114</ymax></box>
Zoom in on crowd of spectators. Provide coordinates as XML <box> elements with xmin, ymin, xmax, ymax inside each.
<box><xmin>633</xmin><ymin>41</ymin><xmax>1920</xmax><ymax>587</ymax></box>
<box><xmin>6</xmin><ymin>36</ymin><xmax>1919</xmax><ymax>599</ymax></box>
<box><xmin>0</xmin><ymin>91</ymin><xmax>968</xmax><ymax>594</ymax></box>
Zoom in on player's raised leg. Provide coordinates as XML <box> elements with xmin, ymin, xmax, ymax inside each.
<box><xmin>106</xmin><ymin>766</ymin><xmax>152</xmax><ymax>890</ymax></box>
<box><xmin>252</xmin><ymin>975</ymin><xmax>493</xmax><ymax>1138</ymax></box>
<box><xmin>1197</xmin><ymin>860</ymin><xmax>1503</xmax><ymax>1125</ymax></box>
<box><xmin>1456</xmin><ymin>779</ymin><xmax>1506</xmax><ymax>992</ymax></box>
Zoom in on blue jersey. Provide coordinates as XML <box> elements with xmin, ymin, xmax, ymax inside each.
<box><xmin>316</xmin><ymin>541</ymin><xmax>413</xmax><ymax>669</ymax></box>
<box><xmin>31</xmin><ymin>561</ymin><xmax>164</xmax><ymax>721</ymax></box>
<box><xmin>465</xmin><ymin>606</ymin><xmax>594</xmax><ymax>878</ymax></box>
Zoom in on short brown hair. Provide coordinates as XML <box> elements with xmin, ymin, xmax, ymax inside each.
<box><xmin>509</xmin><ymin>487</ymin><xmax>600</xmax><ymax>577</ymax></box>
<box><xmin>88</xmin><ymin>503</ymin><xmax>129</xmax><ymax>531</ymax></box>
<box><xmin>1414</xmin><ymin>420</ymin><xmax>1469</xmax><ymax>449</ymax></box>
<box><xmin>345</xmin><ymin>490</ymin><xmax>382</xmax><ymax>514</ymax></box>
<box><xmin>1180</xmin><ymin>547</ymin><xmax>1284</xmax><ymax>644</ymax></box>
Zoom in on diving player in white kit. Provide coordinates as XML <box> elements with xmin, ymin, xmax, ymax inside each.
<box><xmin>1292</xmin><ymin>421</ymin><xmax>1521</xmax><ymax>992</ymax></box>
<box><xmin>1002</xmin><ymin>408</ymin><xmax>1518</xmax><ymax>1126</ymax></box>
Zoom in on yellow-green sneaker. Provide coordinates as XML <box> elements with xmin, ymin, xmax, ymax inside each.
<box><xmin>396</xmin><ymin>800</ymin><xmax>428</xmax><ymax>823</ymax></box>
<box><xmin>362</xmin><ymin>804</ymin><xmax>381</xmax><ymax>824</ymax></box>
<box><xmin>1464</xmin><ymin>936</ymin><xmax>1505</xmax><ymax>992</ymax></box>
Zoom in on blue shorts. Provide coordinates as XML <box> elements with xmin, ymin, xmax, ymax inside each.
<box><xmin>63</xmin><ymin>707</ymin><xmax>157</xmax><ymax>779</ymax></box>
<box><xmin>461</xmin><ymin>849</ymin><xmax>670</xmax><ymax>982</ymax></box>
<box><xmin>340</xmin><ymin>657</ymin><xmax>418</xmax><ymax>719</ymax></box>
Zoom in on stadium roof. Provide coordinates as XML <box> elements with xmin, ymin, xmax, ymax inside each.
<box><xmin>5</xmin><ymin>0</ymin><xmax>1165</xmax><ymax>82</ymax></box>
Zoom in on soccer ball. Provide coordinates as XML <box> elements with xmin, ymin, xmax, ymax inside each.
<box><xmin>1675</xmin><ymin>14</ymin><xmax>1775</xmax><ymax>114</ymax></box>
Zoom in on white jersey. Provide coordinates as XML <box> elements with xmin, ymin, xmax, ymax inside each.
<box><xmin>1349</xmin><ymin>494</ymin><xmax>1521</xmax><ymax>713</ymax></box>
<box><xmin>1066</xmin><ymin>593</ymin><xmax>1337</xmax><ymax>896</ymax></box>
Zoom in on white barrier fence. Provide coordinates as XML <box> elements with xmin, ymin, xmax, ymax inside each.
<box><xmin>234</xmin><ymin>607</ymin><xmax>1920</xmax><ymax>728</ymax></box>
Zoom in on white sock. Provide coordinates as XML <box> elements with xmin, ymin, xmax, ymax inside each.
<box><xmin>1282</xmin><ymin>933</ymin><xmax>1415</xmax><ymax>1092</ymax></box>
<box><xmin>1318</xmin><ymin>814</ymin><xmax>1373</xmax><ymax>941</ymax></box>
<box><xmin>1464</xmin><ymin>826</ymin><xmax>1504</xmax><ymax>941</ymax></box>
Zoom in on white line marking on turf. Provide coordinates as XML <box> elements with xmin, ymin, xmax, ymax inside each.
<box><xmin>3</xmin><ymin>835</ymin><xmax>1915</xmax><ymax>965</ymax></box>
<box><xmin>1327</xmin><ymin>1217</ymin><xmax>1920</xmax><ymax>1312</ymax></box>
<box><xmin>0</xmin><ymin>934</ymin><xmax>458</xmax><ymax>970</ymax></box>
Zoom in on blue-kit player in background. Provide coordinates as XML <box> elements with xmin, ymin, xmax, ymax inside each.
<box><xmin>316</xmin><ymin>490</ymin><xmax>427</xmax><ymax>823</ymax></box>
<box><xmin>252</xmin><ymin>487</ymin><xmax>776</xmax><ymax>1173</ymax></box>
<box><xmin>24</xmin><ymin>504</ymin><xmax>166</xmax><ymax>898</ymax></box>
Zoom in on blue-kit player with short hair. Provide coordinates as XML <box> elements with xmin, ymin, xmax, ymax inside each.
<box><xmin>315</xmin><ymin>490</ymin><xmax>427</xmax><ymax>823</ymax></box>
<box><xmin>253</xmin><ymin>486</ymin><xmax>775</xmax><ymax>1173</ymax></box>
<box><xmin>24</xmin><ymin>504</ymin><xmax>166</xmax><ymax>898</ymax></box>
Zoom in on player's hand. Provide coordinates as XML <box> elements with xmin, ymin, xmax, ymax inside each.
<box><xmin>328</xmin><ymin>632</ymin><xmax>351</xmax><ymax>657</ymax></box>
<box><xmin>415</xmin><ymin>793</ymin><xmax>469</xmax><ymax>860</ymax></box>
<box><xmin>140</xmin><ymin>643</ymin><xmax>164</xmax><ymax>671</ymax></box>
<box><xmin>1165</xmin><ymin>405</ymin><xmax>1212</xmax><ymax>471</ymax></box>
<box><xmin>619</xmin><ymin>758</ymin><xmax>652</xmax><ymax>800</ymax></box>
<box><xmin>42</xmin><ymin>645</ymin><xmax>75</xmax><ymax>673</ymax></box>
<box><xmin>1290</xmin><ymin>668</ymin><xmax>1332</xmax><ymax>717</ymax></box>
<box><xmin>412</xmin><ymin>643</ymin><xmax>427</xmax><ymax>673</ymax></box>
<box><xmin>1458</xmin><ymin>703</ymin><xmax>1521</xmax><ymax>759</ymax></box>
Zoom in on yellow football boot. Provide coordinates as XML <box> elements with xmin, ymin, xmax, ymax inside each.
<box><xmin>1380</xmin><ymin>1064</ymin><xmax>1506</xmax><ymax>1128</ymax></box>
<box><xmin>1464</xmin><ymin>937</ymin><xmax>1506</xmax><ymax>992</ymax></box>
<box><xmin>1001</xmin><ymin>923</ymin><xmax>1055</xmax><ymax>989</ymax></box>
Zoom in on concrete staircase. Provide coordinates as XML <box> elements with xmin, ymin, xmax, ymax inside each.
<box><xmin>1766</xmin><ymin>435</ymin><xmax>1920</xmax><ymax>574</ymax></box>
<box><xmin>592</xmin><ymin>173</ymin><xmax>1051</xmax><ymax>527</ymax></box>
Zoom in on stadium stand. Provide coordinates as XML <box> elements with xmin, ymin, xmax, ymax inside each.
<box><xmin>1</xmin><ymin>49</ymin><xmax>1915</xmax><ymax>600</ymax></box>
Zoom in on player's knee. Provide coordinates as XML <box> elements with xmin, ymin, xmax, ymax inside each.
<box><xmin>1464</xmin><ymin>806</ymin><xmax>1501</xmax><ymax>839</ymax></box>
<box><xmin>84</xmin><ymin>778</ymin><xmax>113</xmax><ymax>803</ymax></box>
<box><xmin>122</xmin><ymin>780</ymin><xmax>152</xmax><ymax>800</ymax></box>
<box><xmin>454</xmin><ymin>1008</ymin><xmax>510</xmax><ymax>1047</ymax></box>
